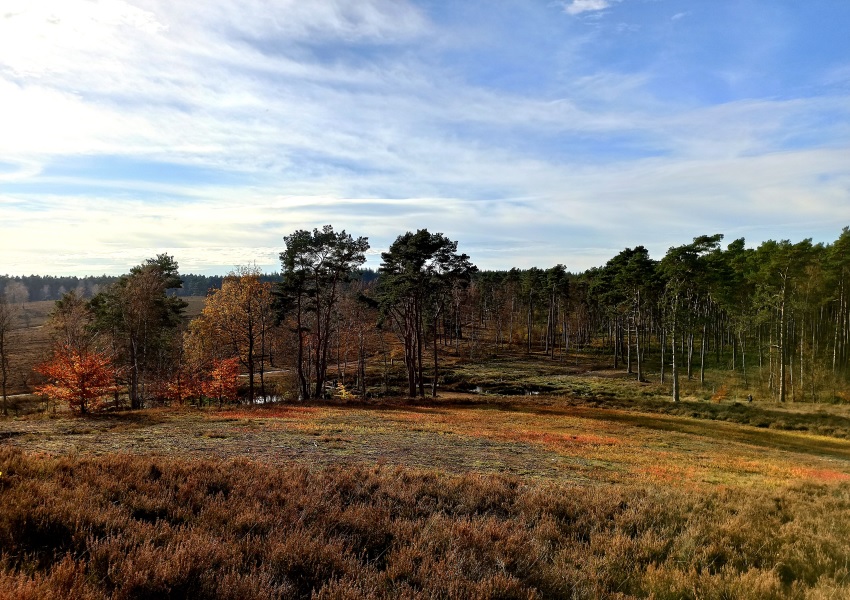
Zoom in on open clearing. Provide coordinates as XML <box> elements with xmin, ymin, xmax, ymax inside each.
<box><xmin>4</xmin><ymin>393</ymin><xmax>850</xmax><ymax>598</ymax></box>
<box><xmin>5</xmin><ymin>396</ymin><xmax>850</xmax><ymax>598</ymax></box>
<box><xmin>5</xmin><ymin>393</ymin><xmax>850</xmax><ymax>489</ymax></box>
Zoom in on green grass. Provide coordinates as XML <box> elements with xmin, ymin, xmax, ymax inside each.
<box><xmin>442</xmin><ymin>353</ymin><xmax>850</xmax><ymax>439</ymax></box>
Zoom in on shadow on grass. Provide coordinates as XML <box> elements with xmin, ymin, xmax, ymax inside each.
<box><xmin>85</xmin><ymin>410</ymin><xmax>170</xmax><ymax>428</ymax></box>
<box><xmin>445</xmin><ymin>397</ymin><xmax>850</xmax><ymax>461</ymax></box>
<box><xmin>529</xmin><ymin>403</ymin><xmax>850</xmax><ymax>461</ymax></box>
<box><xmin>586</xmin><ymin>397</ymin><xmax>850</xmax><ymax>441</ymax></box>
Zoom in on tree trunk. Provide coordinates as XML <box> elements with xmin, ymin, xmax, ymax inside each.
<box><xmin>296</xmin><ymin>297</ymin><xmax>308</xmax><ymax>401</ymax></box>
<box><xmin>613</xmin><ymin>319</ymin><xmax>619</xmax><ymax>369</ymax></box>
<box><xmin>0</xmin><ymin>344</ymin><xmax>7</xmax><ymax>418</ymax></box>
<box><xmin>417</xmin><ymin>303</ymin><xmax>425</xmax><ymax>398</ymax></box>
<box><xmin>811</xmin><ymin>316</ymin><xmax>817</xmax><ymax>402</ymax></box>
<box><xmin>635</xmin><ymin>311</ymin><xmax>642</xmax><ymax>382</ymax></box>
<box><xmin>797</xmin><ymin>317</ymin><xmax>806</xmax><ymax>401</ymax></box>
<box><xmin>508</xmin><ymin>296</ymin><xmax>515</xmax><ymax>346</ymax></box>
<box><xmin>357</xmin><ymin>328</ymin><xmax>366</xmax><ymax>397</ymax></box>
<box><xmin>259</xmin><ymin>325</ymin><xmax>267</xmax><ymax>402</ymax></box>
<box><xmin>0</xmin><ymin>300</ymin><xmax>8</xmax><ymax>416</ymax></box>
<box><xmin>406</xmin><ymin>321</ymin><xmax>416</xmax><ymax>398</ymax></box>
<box><xmin>671</xmin><ymin>302</ymin><xmax>680</xmax><ymax>402</ymax></box>
<box><xmin>248</xmin><ymin>329</ymin><xmax>255</xmax><ymax>403</ymax></box>
<box><xmin>432</xmin><ymin>309</ymin><xmax>440</xmax><ymax>398</ymax></box>
<box><xmin>779</xmin><ymin>281</ymin><xmax>788</xmax><ymax>403</ymax></box>
<box><xmin>129</xmin><ymin>339</ymin><xmax>140</xmax><ymax>409</ymax></box>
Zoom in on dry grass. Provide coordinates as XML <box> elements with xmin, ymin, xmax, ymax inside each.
<box><xmin>6</xmin><ymin>302</ymin><xmax>850</xmax><ymax>597</ymax></box>
<box><xmin>3</xmin><ymin>390</ymin><xmax>850</xmax><ymax>597</ymax></box>
<box><xmin>443</xmin><ymin>354</ymin><xmax>850</xmax><ymax>439</ymax></box>
<box><xmin>5</xmin><ymin>397</ymin><xmax>850</xmax><ymax>489</ymax></box>
<box><xmin>1</xmin><ymin>442</ymin><xmax>850</xmax><ymax>599</ymax></box>
<box><xmin>3</xmin><ymin>397</ymin><xmax>850</xmax><ymax>597</ymax></box>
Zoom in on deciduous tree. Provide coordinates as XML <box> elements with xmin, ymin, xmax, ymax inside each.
<box><xmin>204</xmin><ymin>357</ymin><xmax>241</xmax><ymax>408</ymax></box>
<box><xmin>35</xmin><ymin>346</ymin><xmax>121</xmax><ymax>413</ymax></box>
<box><xmin>192</xmin><ymin>266</ymin><xmax>274</xmax><ymax>402</ymax></box>
<box><xmin>90</xmin><ymin>255</ymin><xmax>186</xmax><ymax>408</ymax></box>
<box><xmin>47</xmin><ymin>291</ymin><xmax>94</xmax><ymax>353</ymax></box>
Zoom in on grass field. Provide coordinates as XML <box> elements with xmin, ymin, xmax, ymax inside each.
<box><xmin>3</xmin><ymin>393</ymin><xmax>850</xmax><ymax>598</ymax></box>
<box><xmin>4</xmin><ymin>300</ymin><xmax>850</xmax><ymax>597</ymax></box>
<box><xmin>5</xmin><ymin>395</ymin><xmax>850</xmax><ymax>488</ymax></box>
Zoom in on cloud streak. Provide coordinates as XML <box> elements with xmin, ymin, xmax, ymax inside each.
<box><xmin>1</xmin><ymin>1</ymin><xmax>848</xmax><ymax>275</ymax></box>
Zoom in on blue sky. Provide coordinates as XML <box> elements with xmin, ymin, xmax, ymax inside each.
<box><xmin>1</xmin><ymin>0</ymin><xmax>849</xmax><ymax>275</ymax></box>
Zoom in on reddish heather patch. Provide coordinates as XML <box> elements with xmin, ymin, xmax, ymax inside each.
<box><xmin>214</xmin><ymin>406</ymin><xmax>321</xmax><ymax>420</ymax></box>
<box><xmin>458</xmin><ymin>427</ymin><xmax>623</xmax><ymax>452</ymax></box>
<box><xmin>513</xmin><ymin>431</ymin><xmax>621</xmax><ymax>448</ymax></box>
<box><xmin>790</xmin><ymin>467</ymin><xmax>850</xmax><ymax>482</ymax></box>
<box><xmin>637</xmin><ymin>465</ymin><xmax>699</xmax><ymax>486</ymax></box>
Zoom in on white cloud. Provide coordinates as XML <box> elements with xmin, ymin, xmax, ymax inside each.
<box><xmin>149</xmin><ymin>0</ymin><xmax>428</xmax><ymax>45</ymax></box>
<box><xmin>563</xmin><ymin>0</ymin><xmax>611</xmax><ymax>16</ymax></box>
<box><xmin>3</xmin><ymin>139</ymin><xmax>849</xmax><ymax>275</ymax></box>
<box><xmin>1</xmin><ymin>1</ymin><xmax>848</xmax><ymax>275</ymax></box>
<box><xmin>0</xmin><ymin>0</ymin><xmax>165</xmax><ymax>78</ymax></box>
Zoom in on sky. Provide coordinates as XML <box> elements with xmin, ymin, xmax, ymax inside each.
<box><xmin>1</xmin><ymin>0</ymin><xmax>849</xmax><ymax>276</ymax></box>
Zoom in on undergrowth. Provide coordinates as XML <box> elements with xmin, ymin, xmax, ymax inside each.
<box><xmin>1</xmin><ymin>447</ymin><xmax>849</xmax><ymax>599</ymax></box>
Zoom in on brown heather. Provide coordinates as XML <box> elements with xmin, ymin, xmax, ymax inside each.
<box><xmin>1</xmin><ymin>446</ymin><xmax>850</xmax><ymax>599</ymax></box>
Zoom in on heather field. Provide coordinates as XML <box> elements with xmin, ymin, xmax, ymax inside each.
<box><xmin>4</xmin><ymin>299</ymin><xmax>850</xmax><ymax>598</ymax></box>
<box><xmin>3</xmin><ymin>391</ymin><xmax>850</xmax><ymax>599</ymax></box>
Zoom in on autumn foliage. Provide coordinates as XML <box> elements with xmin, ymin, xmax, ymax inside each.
<box><xmin>35</xmin><ymin>346</ymin><xmax>120</xmax><ymax>413</ymax></box>
<box><xmin>204</xmin><ymin>357</ymin><xmax>240</xmax><ymax>406</ymax></box>
<box><xmin>192</xmin><ymin>267</ymin><xmax>273</xmax><ymax>402</ymax></box>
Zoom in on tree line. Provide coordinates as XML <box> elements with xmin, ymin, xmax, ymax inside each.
<box><xmin>6</xmin><ymin>225</ymin><xmax>850</xmax><ymax>414</ymax></box>
<box><xmin>0</xmin><ymin>271</ymin><xmax>381</xmax><ymax>302</ymax></box>
<box><xmin>0</xmin><ymin>273</ymin><xmax>282</xmax><ymax>301</ymax></box>
<box><xmin>463</xmin><ymin>229</ymin><xmax>850</xmax><ymax>403</ymax></box>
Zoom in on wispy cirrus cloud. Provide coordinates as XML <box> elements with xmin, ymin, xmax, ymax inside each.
<box><xmin>1</xmin><ymin>1</ymin><xmax>848</xmax><ymax>275</ymax></box>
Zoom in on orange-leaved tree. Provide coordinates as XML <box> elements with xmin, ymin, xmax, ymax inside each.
<box><xmin>203</xmin><ymin>357</ymin><xmax>240</xmax><ymax>408</ymax></box>
<box><xmin>36</xmin><ymin>346</ymin><xmax>121</xmax><ymax>413</ymax></box>
<box><xmin>173</xmin><ymin>318</ymin><xmax>220</xmax><ymax>405</ymax></box>
<box><xmin>192</xmin><ymin>266</ymin><xmax>274</xmax><ymax>402</ymax></box>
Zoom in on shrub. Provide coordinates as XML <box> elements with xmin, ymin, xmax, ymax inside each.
<box><xmin>1</xmin><ymin>447</ymin><xmax>849</xmax><ymax>599</ymax></box>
